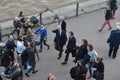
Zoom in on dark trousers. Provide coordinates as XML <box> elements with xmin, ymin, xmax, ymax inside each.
<box><xmin>64</xmin><ymin>49</ymin><xmax>72</xmax><ymax>63</ymax></box>
<box><xmin>27</xmin><ymin>63</ymin><xmax>36</xmax><ymax>73</ymax></box>
<box><xmin>40</xmin><ymin>38</ymin><xmax>49</xmax><ymax>50</ymax></box>
<box><xmin>108</xmin><ymin>45</ymin><xmax>119</xmax><ymax>58</ymax></box>
<box><xmin>64</xmin><ymin>53</ymin><xmax>70</xmax><ymax>63</ymax></box>
<box><xmin>58</xmin><ymin>45</ymin><xmax>64</xmax><ymax>58</ymax></box>
<box><xmin>22</xmin><ymin>60</ymin><xmax>27</xmax><ymax>70</ymax></box>
<box><xmin>8</xmin><ymin>51</ymin><xmax>14</xmax><ymax>62</ymax></box>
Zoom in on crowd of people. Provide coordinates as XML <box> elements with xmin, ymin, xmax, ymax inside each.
<box><xmin>0</xmin><ymin>0</ymin><xmax>120</xmax><ymax>80</ymax></box>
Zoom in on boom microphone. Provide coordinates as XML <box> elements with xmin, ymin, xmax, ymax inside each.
<box><xmin>45</xmin><ymin>6</ymin><xmax>54</xmax><ymax>13</ymax></box>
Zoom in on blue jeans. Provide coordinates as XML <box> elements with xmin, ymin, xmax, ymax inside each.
<box><xmin>22</xmin><ymin>60</ymin><xmax>27</xmax><ymax>69</ymax></box>
<box><xmin>88</xmin><ymin>62</ymin><xmax>94</xmax><ymax>76</ymax></box>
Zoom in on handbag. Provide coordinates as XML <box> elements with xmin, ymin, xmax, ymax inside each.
<box><xmin>93</xmin><ymin>70</ymin><xmax>104</xmax><ymax>80</ymax></box>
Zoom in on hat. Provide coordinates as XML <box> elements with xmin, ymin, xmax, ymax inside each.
<box><xmin>116</xmin><ymin>22</ymin><xmax>120</xmax><ymax>30</ymax></box>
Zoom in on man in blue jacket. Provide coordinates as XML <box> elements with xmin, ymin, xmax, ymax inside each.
<box><xmin>34</xmin><ymin>24</ymin><xmax>50</xmax><ymax>53</ymax></box>
<box><xmin>107</xmin><ymin>22</ymin><xmax>120</xmax><ymax>59</ymax></box>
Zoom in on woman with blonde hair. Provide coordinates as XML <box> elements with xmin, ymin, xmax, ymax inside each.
<box><xmin>93</xmin><ymin>57</ymin><xmax>104</xmax><ymax>80</ymax></box>
<box><xmin>48</xmin><ymin>73</ymin><xmax>56</xmax><ymax>80</ymax></box>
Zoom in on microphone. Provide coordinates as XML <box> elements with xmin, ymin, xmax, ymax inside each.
<box><xmin>45</xmin><ymin>6</ymin><xmax>54</xmax><ymax>13</ymax></box>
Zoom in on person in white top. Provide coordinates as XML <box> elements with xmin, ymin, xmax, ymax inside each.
<box><xmin>16</xmin><ymin>36</ymin><xmax>26</xmax><ymax>64</ymax></box>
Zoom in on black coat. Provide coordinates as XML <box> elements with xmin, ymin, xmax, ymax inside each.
<box><xmin>6</xmin><ymin>40</ymin><xmax>16</xmax><ymax>51</ymax></box>
<box><xmin>76</xmin><ymin>45</ymin><xmax>88</xmax><ymax>60</ymax></box>
<box><xmin>67</xmin><ymin>36</ymin><xmax>76</xmax><ymax>50</ymax></box>
<box><xmin>65</xmin><ymin>36</ymin><xmax>76</xmax><ymax>57</ymax></box>
<box><xmin>94</xmin><ymin>61</ymin><xmax>104</xmax><ymax>73</ymax></box>
<box><xmin>110</xmin><ymin>0</ymin><xmax>117</xmax><ymax>10</ymax></box>
<box><xmin>1</xmin><ymin>50</ymin><xmax>10</xmax><ymax>68</ymax></box>
<box><xmin>105</xmin><ymin>9</ymin><xmax>111</xmax><ymax>20</ymax></box>
<box><xmin>107</xmin><ymin>29</ymin><xmax>120</xmax><ymax>47</ymax></box>
<box><xmin>70</xmin><ymin>66</ymin><xmax>88</xmax><ymax>80</ymax></box>
<box><xmin>58</xmin><ymin>20</ymin><xmax>66</xmax><ymax>32</ymax></box>
<box><xmin>52</xmin><ymin>29</ymin><xmax>67</xmax><ymax>46</ymax></box>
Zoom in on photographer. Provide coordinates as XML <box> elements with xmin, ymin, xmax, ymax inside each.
<box><xmin>70</xmin><ymin>61</ymin><xmax>88</xmax><ymax>80</ymax></box>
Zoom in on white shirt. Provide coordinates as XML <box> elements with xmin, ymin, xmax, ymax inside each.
<box><xmin>17</xmin><ymin>41</ymin><xmax>26</xmax><ymax>54</ymax></box>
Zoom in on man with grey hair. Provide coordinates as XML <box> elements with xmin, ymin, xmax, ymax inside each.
<box><xmin>52</xmin><ymin>26</ymin><xmax>67</xmax><ymax>60</ymax></box>
<box><xmin>58</xmin><ymin>16</ymin><xmax>66</xmax><ymax>32</ymax></box>
<box><xmin>107</xmin><ymin>22</ymin><xmax>120</xmax><ymax>59</ymax></box>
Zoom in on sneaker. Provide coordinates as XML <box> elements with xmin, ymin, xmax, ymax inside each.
<box><xmin>47</xmin><ymin>45</ymin><xmax>50</xmax><ymax>50</ymax></box>
<box><xmin>32</xmin><ymin>70</ymin><xmax>38</xmax><ymax>74</ymax></box>
<box><xmin>25</xmin><ymin>73</ymin><xmax>30</xmax><ymax>77</ymax></box>
<box><xmin>99</xmin><ymin>29</ymin><xmax>102</xmax><ymax>32</ymax></box>
<box><xmin>57</xmin><ymin>56</ymin><xmax>61</xmax><ymax>60</ymax></box>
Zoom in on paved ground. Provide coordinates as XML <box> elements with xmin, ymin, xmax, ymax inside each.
<box><xmin>0</xmin><ymin>0</ymin><xmax>86</xmax><ymax>22</ymax></box>
<box><xmin>0</xmin><ymin>4</ymin><xmax>120</xmax><ymax>80</ymax></box>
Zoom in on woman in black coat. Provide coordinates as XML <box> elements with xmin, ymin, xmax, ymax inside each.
<box><xmin>93</xmin><ymin>57</ymin><xmax>104</xmax><ymax>80</ymax></box>
<box><xmin>74</xmin><ymin>39</ymin><xmax>88</xmax><ymax>63</ymax></box>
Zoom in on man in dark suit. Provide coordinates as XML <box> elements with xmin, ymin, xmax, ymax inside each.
<box><xmin>58</xmin><ymin>16</ymin><xmax>66</xmax><ymax>32</ymax></box>
<box><xmin>61</xmin><ymin>31</ymin><xmax>76</xmax><ymax>65</ymax></box>
<box><xmin>107</xmin><ymin>22</ymin><xmax>120</xmax><ymax>59</ymax></box>
<box><xmin>52</xmin><ymin>26</ymin><xmax>67</xmax><ymax>60</ymax></box>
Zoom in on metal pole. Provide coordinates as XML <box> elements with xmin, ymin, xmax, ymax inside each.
<box><xmin>0</xmin><ymin>26</ymin><xmax>2</xmax><ymax>41</ymax></box>
<box><xmin>76</xmin><ymin>3</ymin><xmax>79</xmax><ymax>16</ymax></box>
<box><xmin>40</xmin><ymin>13</ymin><xmax>42</xmax><ymax>24</ymax></box>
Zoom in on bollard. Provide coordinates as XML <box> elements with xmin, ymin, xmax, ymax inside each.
<box><xmin>76</xmin><ymin>3</ymin><xmax>79</xmax><ymax>16</ymax></box>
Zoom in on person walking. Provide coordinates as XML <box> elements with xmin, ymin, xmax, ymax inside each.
<box><xmin>87</xmin><ymin>44</ymin><xmax>96</xmax><ymax>79</ymax></box>
<box><xmin>16</xmin><ymin>36</ymin><xmax>26</xmax><ymax>64</ymax></box>
<box><xmin>34</xmin><ymin>23</ymin><xmax>50</xmax><ymax>53</ymax></box>
<box><xmin>74</xmin><ymin>39</ymin><xmax>88</xmax><ymax>63</ymax></box>
<box><xmin>25</xmin><ymin>42</ymin><xmax>38</xmax><ymax>77</ymax></box>
<box><xmin>109</xmin><ymin>0</ymin><xmax>118</xmax><ymax>19</ymax></box>
<box><xmin>52</xmin><ymin>26</ymin><xmax>67</xmax><ymax>60</ymax></box>
<box><xmin>6</xmin><ymin>35</ymin><xmax>16</xmax><ymax>62</ymax></box>
<box><xmin>61</xmin><ymin>31</ymin><xmax>76</xmax><ymax>65</ymax></box>
<box><xmin>107</xmin><ymin>22</ymin><xmax>120</xmax><ymax>59</ymax></box>
<box><xmin>99</xmin><ymin>4</ymin><xmax>112</xmax><ymax>32</ymax></box>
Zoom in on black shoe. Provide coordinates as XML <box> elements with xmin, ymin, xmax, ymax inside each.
<box><xmin>99</xmin><ymin>29</ymin><xmax>102</xmax><ymax>32</ymax></box>
<box><xmin>32</xmin><ymin>70</ymin><xmax>38</xmax><ymax>74</ymax></box>
<box><xmin>25</xmin><ymin>73</ymin><xmax>30</xmax><ymax>77</ymax></box>
<box><xmin>108</xmin><ymin>54</ymin><xmax>111</xmax><ymax>57</ymax></box>
<box><xmin>61</xmin><ymin>62</ymin><xmax>67</xmax><ymax>65</ymax></box>
<box><xmin>58</xmin><ymin>56</ymin><xmax>61</xmax><ymax>60</ymax></box>
<box><xmin>112</xmin><ymin>56</ymin><xmax>116</xmax><ymax>59</ymax></box>
<box><xmin>47</xmin><ymin>45</ymin><xmax>50</xmax><ymax>50</ymax></box>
